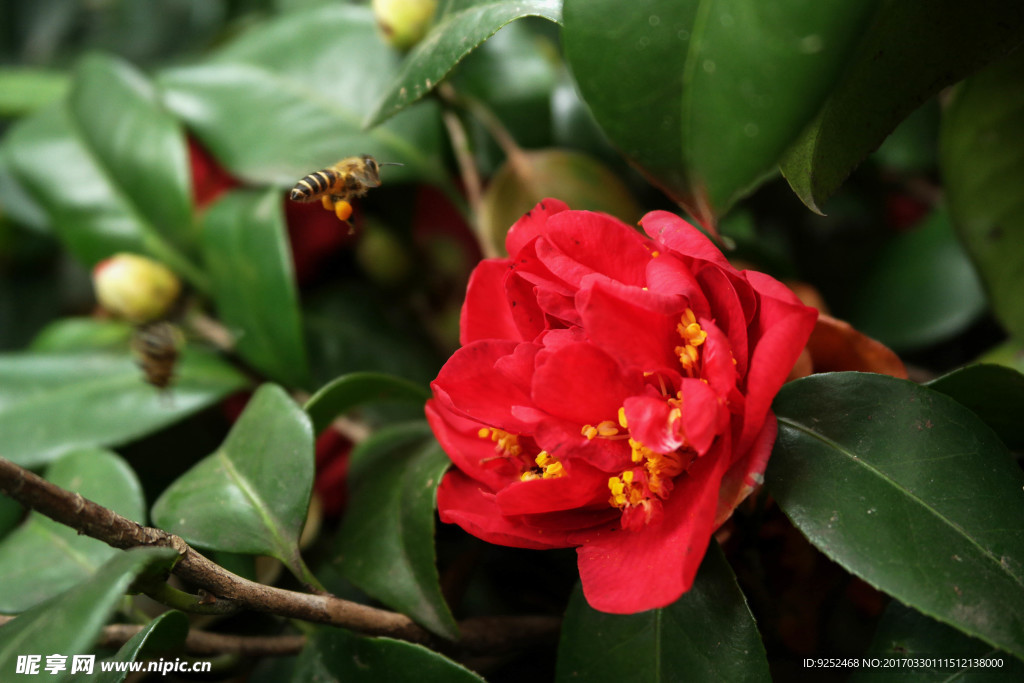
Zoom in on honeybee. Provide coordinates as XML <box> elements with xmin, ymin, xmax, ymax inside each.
<box><xmin>131</xmin><ymin>321</ymin><xmax>184</xmax><ymax>390</ymax></box>
<box><xmin>289</xmin><ymin>155</ymin><xmax>401</xmax><ymax>226</ymax></box>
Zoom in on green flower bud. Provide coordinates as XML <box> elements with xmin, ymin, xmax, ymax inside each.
<box><xmin>92</xmin><ymin>253</ymin><xmax>181</xmax><ymax>323</ymax></box>
<box><xmin>373</xmin><ymin>0</ymin><xmax>438</xmax><ymax>50</ymax></box>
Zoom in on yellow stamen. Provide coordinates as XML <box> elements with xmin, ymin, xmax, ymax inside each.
<box><xmin>617</xmin><ymin>407</ymin><xmax>628</xmax><ymax>429</ymax></box>
<box><xmin>478</xmin><ymin>427</ymin><xmax>522</xmax><ymax>457</ymax></box>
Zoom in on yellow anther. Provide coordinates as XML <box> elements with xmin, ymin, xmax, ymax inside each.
<box><xmin>479</xmin><ymin>427</ymin><xmax>521</xmax><ymax>457</ymax></box>
<box><xmin>596</xmin><ymin>420</ymin><xmax>619</xmax><ymax>436</ymax></box>
<box><xmin>651</xmin><ymin>250</ymin><xmax>660</xmax><ymax>258</ymax></box>
<box><xmin>535</xmin><ymin>451</ymin><xmax>565</xmax><ymax>479</ymax></box>
<box><xmin>581</xmin><ymin>424</ymin><xmax>598</xmax><ymax>440</ymax></box>
<box><xmin>617</xmin><ymin>407</ymin><xmax>628</xmax><ymax>429</ymax></box>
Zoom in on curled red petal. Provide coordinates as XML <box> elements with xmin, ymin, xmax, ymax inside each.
<box><xmin>506</xmin><ymin>198</ymin><xmax>570</xmax><ymax>256</ymax></box>
<box><xmin>460</xmin><ymin>259</ymin><xmax>520</xmax><ymax>345</ymax></box>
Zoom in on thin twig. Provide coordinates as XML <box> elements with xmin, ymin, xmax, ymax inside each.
<box><xmin>0</xmin><ymin>457</ymin><xmax>560</xmax><ymax>654</ymax></box>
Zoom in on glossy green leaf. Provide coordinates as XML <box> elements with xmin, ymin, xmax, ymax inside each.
<box><xmin>305</xmin><ymin>372</ymin><xmax>430</xmax><ymax>435</ymax></box>
<box><xmin>0</xmin><ymin>349</ymin><xmax>248</xmax><ymax>468</ymax></box>
<box><xmin>333</xmin><ymin>422</ymin><xmax>458</xmax><ymax>640</ymax></box>
<box><xmin>202</xmin><ymin>189</ymin><xmax>308</xmax><ymax>388</ymax></box>
<box><xmin>563</xmin><ymin>0</ymin><xmax>876</xmax><ymax>228</ymax></box>
<box><xmin>784</xmin><ymin>2</ymin><xmax>1024</xmax><ymax>213</ymax></box>
<box><xmin>0</xmin><ymin>547</ymin><xmax>179</xmax><ymax>683</ymax></box>
<box><xmin>152</xmin><ymin>384</ymin><xmax>317</xmax><ymax>584</ymax></box>
<box><xmin>70</xmin><ymin>54</ymin><xmax>194</xmax><ymax>254</ymax></box>
<box><xmin>927</xmin><ymin>364</ymin><xmax>1024</xmax><ymax>452</ymax></box>
<box><xmin>0</xmin><ymin>448</ymin><xmax>145</xmax><ymax>613</ymax></box>
<box><xmin>556</xmin><ymin>542</ymin><xmax>769</xmax><ymax>682</ymax></box>
<box><xmin>1</xmin><ymin>62</ymin><xmax>206</xmax><ymax>288</ymax></box>
<box><xmin>941</xmin><ymin>47</ymin><xmax>1024</xmax><ymax>343</ymax></box>
<box><xmin>158</xmin><ymin>5</ymin><xmax>444</xmax><ymax>187</ymax></box>
<box><xmin>0</xmin><ymin>67</ymin><xmax>69</xmax><ymax>117</ymax></box>
<box><xmin>292</xmin><ymin>628</ymin><xmax>485</xmax><ymax>683</ymax></box>
<box><xmin>85</xmin><ymin>611</ymin><xmax>189</xmax><ymax>683</ymax></box>
<box><xmin>30</xmin><ymin>318</ymin><xmax>133</xmax><ymax>352</ymax></box>
<box><xmin>768</xmin><ymin>372</ymin><xmax>1024</xmax><ymax>660</ymax></box>
<box><xmin>844</xmin><ymin>206</ymin><xmax>986</xmax><ymax>352</ymax></box>
<box><xmin>852</xmin><ymin>601</ymin><xmax>1024</xmax><ymax>682</ymax></box>
<box><xmin>366</xmin><ymin>0</ymin><xmax>562</xmax><ymax>128</ymax></box>
<box><xmin>978</xmin><ymin>341</ymin><xmax>1024</xmax><ymax>376</ymax></box>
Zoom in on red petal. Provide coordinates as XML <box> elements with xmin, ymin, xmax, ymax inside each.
<box><xmin>577</xmin><ymin>278</ymin><xmax>683</xmax><ymax>373</ymax></box>
<box><xmin>716</xmin><ymin>413</ymin><xmax>776</xmax><ymax>527</ymax></box>
<box><xmin>437</xmin><ymin>470</ymin><xmax>571</xmax><ymax>549</ymax></box>
<box><xmin>640</xmin><ymin>211</ymin><xmax>731</xmax><ymax>268</ymax></box>
<box><xmin>622</xmin><ymin>395</ymin><xmax>684</xmax><ymax>453</ymax></box>
<box><xmin>538</xmin><ymin>211</ymin><xmax>653</xmax><ymax>288</ymax></box>
<box><xmin>426</xmin><ymin>400</ymin><xmax>520</xmax><ymax>492</ymax></box>
<box><xmin>678</xmin><ymin>378</ymin><xmax>726</xmax><ymax>456</ymax></box>
<box><xmin>532</xmin><ymin>343</ymin><xmax>640</xmax><ymax>426</ymax></box>
<box><xmin>533</xmin><ymin>417</ymin><xmax>631</xmax><ymax>472</ymax></box>
<box><xmin>738</xmin><ymin>274</ymin><xmax>818</xmax><ymax>453</ymax></box>
<box><xmin>574</xmin><ymin>434</ymin><xmax>732</xmax><ymax>613</ymax></box>
<box><xmin>496</xmin><ymin>460</ymin><xmax>609</xmax><ymax>514</ymax></box>
<box><xmin>696</xmin><ymin>266</ymin><xmax>753</xmax><ymax>376</ymax></box>
<box><xmin>506</xmin><ymin>198</ymin><xmax>570</xmax><ymax>256</ymax></box>
<box><xmin>645</xmin><ymin>253</ymin><xmax>710</xmax><ymax>316</ymax></box>
<box><xmin>432</xmin><ymin>340</ymin><xmax>535</xmax><ymax>433</ymax></box>
<box><xmin>460</xmin><ymin>259</ymin><xmax>520</xmax><ymax>345</ymax></box>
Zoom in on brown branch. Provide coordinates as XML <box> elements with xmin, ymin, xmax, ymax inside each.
<box><xmin>0</xmin><ymin>457</ymin><xmax>560</xmax><ymax>654</ymax></box>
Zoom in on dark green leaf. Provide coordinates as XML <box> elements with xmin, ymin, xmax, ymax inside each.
<box><xmin>30</xmin><ymin>318</ymin><xmax>133</xmax><ymax>352</ymax></box>
<box><xmin>305</xmin><ymin>372</ymin><xmax>430</xmax><ymax>435</ymax></box>
<box><xmin>70</xmin><ymin>54</ymin><xmax>194</xmax><ymax>255</ymax></box>
<box><xmin>0</xmin><ymin>496</ymin><xmax>21</xmax><ymax>540</ymax></box>
<box><xmin>851</xmin><ymin>601</ymin><xmax>1024</xmax><ymax>682</ymax></box>
<box><xmin>292</xmin><ymin>628</ymin><xmax>485</xmax><ymax>683</ymax></box>
<box><xmin>563</xmin><ymin>0</ymin><xmax>877</xmax><ymax>227</ymax></box>
<box><xmin>366</xmin><ymin>0</ymin><xmax>562</xmax><ymax>128</ymax></box>
<box><xmin>202</xmin><ymin>189</ymin><xmax>308</xmax><ymax>388</ymax></box>
<box><xmin>1</xmin><ymin>63</ymin><xmax>206</xmax><ymax>288</ymax></box>
<box><xmin>0</xmin><ymin>67</ymin><xmax>69</xmax><ymax>117</ymax></box>
<box><xmin>0</xmin><ymin>349</ymin><xmax>248</xmax><ymax>468</ymax></box>
<box><xmin>152</xmin><ymin>384</ymin><xmax>317</xmax><ymax>584</ymax></box>
<box><xmin>844</xmin><ymin>206</ymin><xmax>986</xmax><ymax>352</ymax></box>
<box><xmin>85</xmin><ymin>611</ymin><xmax>189</xmax><ymax>683</ymax></box>
<box><xmin>555</xmin><ymin>541</ymin><xmax>769</xmax><ymax>682</ymax></box>
<box><xmin>158</xmin><ymin>5</ymin><xmax>445</xmax><ymax>187</ymax></box>
<box><xmin>769</xmin><ymin>372</ymin><xmax>1024</xmax><ymax>660</ymax></box>
<box><xmin>0</xmin><ymin>448</ymin><xmax>145</xmax><ymax>613</ymax></box>
<box><xmin>926</xmin><ymin>364</ymin><xmax>1024</xmax><ymax>451</ymax></box>
<box><xmin>333</xmin><ymin>422</ymin><xmax>458</xmax><ymax>640</ymax></box>
<box><xmin>0</xmin><ymin>548</ymin><xmax>179</xmax><ymax>683</ymax></box>
<box><xmin>977</xmin><ymin>342</ymin><xmax>1024</xmax><ymax>376</ymax></box>
<box><xmin>941</xmin><ymin>47</ymin><xmax>1024</xmax><ymax>343</ymax></box>
<box><xmin>783</xmin><ymin>2</ymin><xmax>1024</xmax><ymax>213</ymax></box>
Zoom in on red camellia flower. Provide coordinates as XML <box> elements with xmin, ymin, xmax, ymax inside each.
<box><xmin>427</xmin><ymin>200</ymin><xmax>818</xmax><ymax>614</ymax></box>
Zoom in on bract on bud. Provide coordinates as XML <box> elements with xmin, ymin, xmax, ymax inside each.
<box><xmin>373</xmin><ymin>0</ymin><xmax>438</xmax><ymax>50</ymax></box>
<box><xmin>92</xmin><ymin>253</ymin><xmax>182</xmax><ymax>323</ymax></box>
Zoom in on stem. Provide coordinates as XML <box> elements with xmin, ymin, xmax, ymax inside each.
<box><xmin>0</xmin><ymin>456</ymin><xmax>560</xmax><ymax>653</ymax></box>
<box><xmin>142</xmin><ymin>581</ymin><xmax>241</xmax><ymax>616</ymax></box>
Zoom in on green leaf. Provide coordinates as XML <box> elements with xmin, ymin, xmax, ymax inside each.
<box><xmin>30</xmin><ymin>318</ymin><xmax>133</xmax><ymax>352</ymax></box>
<box><xmin>152</xmin><ymin>384</ymin><xmax>317</xmax><ymax>584</ymax></box>
<box><xmin>556</xmin><ymin>542</ymin><xmax>769</xmax><ymax>682</ymax></box>
<box><xmin>977</xmin><ymin>341</ymin><xmax>1024</xmax><ymax>376</ymax></box>
<box><xmin>0</xmin><ymin>496</ymin><xmax>21</xmax><ymax>540</ymax></box>
<box><xmin>783</xmin><ymin>2</ymin><xmax>1024</xmax><ymax>213</ymax></box>
<box><xmin>304</xmin><ymin>372</ymin><xmax>430</xmax><ymax>435</ymax></box>
<box><xmin>852</xmin><ymin>601</ymin><xmax>1024</xmax><ymax>682</ymax></box>
<box><xmin>768</xmin><ymin>372</ymin><xmax>1024</xmax><ymax>660</ymax></box>
<box><xmin>563</xmin><ymin>0</ymin><xmax>877</xmax><ymax>228</ymax></box>
<box><xmin>84</xmin><ymin>611</ymin><xmax>189</xmax><ymax>683</ymax></box>
<box><xmin>941</xmin><ymin>47</ymin><xmax>1024</xmax><ymax>343</ymax></box>
<box><xmin>926</xmin><ymin>364</ymin><xmax>1024</xmax><ymax>452</ymax></box>
<box><xmin>0</xmin><ymin>547</ymin><xmax>179</xmax><ymax>683</ymax></box>
<box><xmin>0</xmin><ymin>448</ymin><xmax>145</xmax><ymax>613</ymax></box>
<box><xmin>202</xmin><ymin>189</ymin><xmax>309</xmax><ymax>388</ymax></box>
<box><xmin>0</xmin><ymin>349</ymin><xmax>249</xmax><ymax>468</ymax></box>
<box><xmin>292</xmin><ymin>628</ymin><xmax>485</xmax><ymax>683</ymax></box>
<box><xmin>366</xmin><ymin>0</ymin><xmax>562</xmax><ymax>128</ymax></box>
<box><xmin>69</xmin><ymin>54</ymin><xmax>195</xmax><ymax>255</ymax></box>
<box><xmin>843</xmin><ymin>206</ymin><xmax>986</xmax><ymax>352</ymax></box>
<box><xmin>158</xmin><ymin>5</ymin><xmax>445</xmax><ymax>187</ymax></box>
<box><xmin>0</xmin><ymin>67</ymin><xmax>69</xmax><ymax>117</ymax></box>
<box><xmin>333</xmin><ymin>422</ymin><xmax>458</xmax><ymax>640</ymax></box>
<box><xmin>1</xmin><ymin>61</ymin><xmax>206</xmax><ymax>289</ymax></box>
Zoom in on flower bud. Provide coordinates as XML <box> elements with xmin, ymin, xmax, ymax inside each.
<box><xmin>373</xmin><ymin>0</ymin><xmax>438</xmax><ymax>50</ymax></box>
<box><xmin>92</xmin><ymin>253</ymin><xmax>182</xmax><ymax>323</ymax></box>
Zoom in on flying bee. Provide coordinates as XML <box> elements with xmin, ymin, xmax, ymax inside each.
<box><xmin>131</xmin><ymin>321</ymin><xmax>184</xmax><ymax>390</ymax></box>
<box><xmin>289</xmin><ymin>155</ymin><xmax>402</xmax><ymax>227</ymax></box>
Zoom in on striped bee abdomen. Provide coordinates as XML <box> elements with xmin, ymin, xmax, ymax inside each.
<box><xmin>290</xmin><ymin>168</ymin><xmax>341</xmax><ymax>201</ymax></box>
